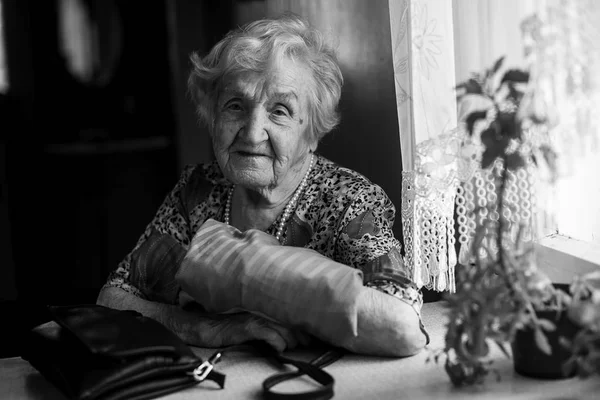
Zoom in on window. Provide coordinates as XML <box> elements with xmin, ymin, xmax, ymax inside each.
<box><xmin>452</xmin><ymin>0</ymin><xmax>600</xmax><ymax>281</ymax></box>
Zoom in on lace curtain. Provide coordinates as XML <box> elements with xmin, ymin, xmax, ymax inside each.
<box><xmin>389</xmin><ymin>0</ymin><xmax>600</xmax><ymax>292</ymax></box>
<box><xmin>389</xmin><ymin>0</ymin><xmax>459</xmax><ymax>291</ymax></box>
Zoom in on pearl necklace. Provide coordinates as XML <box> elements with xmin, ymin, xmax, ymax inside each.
<box><xmin>223</xmin><ymin>154</ymin><xmax>314</xmax><ymax>244</ymax></box>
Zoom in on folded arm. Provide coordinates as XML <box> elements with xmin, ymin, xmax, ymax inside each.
<box><xmin>96</xmin><ymin>285</ymin><xmax>304</xmax><ymax>352</ymax></box>
<box><xmin>333</xmin><ymin>184</ymin><xmax>430</xmax><ymax>357</ymax></box>
<box><xmin>341</xmin><ymin>286</ymin><xmax>427</xmax><ymax>357</ymax></box>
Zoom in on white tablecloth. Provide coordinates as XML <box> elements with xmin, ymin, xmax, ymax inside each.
<box><xmin>1</xmin><ymin>302</ymin><xmax>599</xmax><ymax>400</ymax></box>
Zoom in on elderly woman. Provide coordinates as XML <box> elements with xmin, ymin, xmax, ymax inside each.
<box><xmin>97</xmin><ymin>14</ymin><xmax>428</xmax><ymax>356</ymax></box>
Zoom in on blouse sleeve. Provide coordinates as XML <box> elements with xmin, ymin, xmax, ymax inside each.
<box><xmin>102</xmin><ymin>164</ymin><xmax>198</xmax><ymax>304</ymax></box>
<box><xmin>334</xmin><ymin>184</ymin><xmax>424</xmax><ymax>315</ymax></box>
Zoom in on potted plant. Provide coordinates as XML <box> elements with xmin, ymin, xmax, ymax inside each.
<box><xmin>562</xmin><ymin>271</ymin><xmax>600</xmax><ymax>378</ymax></box>
<box><xmin>431</xmin><ymin>56</ymin><xmax>600</xmax><ymax>385</ymax></box>
<box><xmin>509</xmin><ymin>281</ymin><xmax>579</xmax><ymax>379</ymax></box>
<box><xmin>512</xmin><ymin>270</ymin><xmax>600</xmax><ymax>379</ymax></box>
<box><xmin>429</xmin><ymin>55</ymin><xmax>569</xmax><ymax>386</ymax></box>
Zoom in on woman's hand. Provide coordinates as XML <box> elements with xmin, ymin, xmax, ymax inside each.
<box><xmin>339</xmin><ymin>286</ymin><xmax>427</xmax><ymax>357</ymax></box>
<box><xmin>194</xmin><ymin>312</ymin><xmax>310</xmax><ymax>352</ymax></box>
<box><xmin>97</xmin><ymin>286</ymin><xmax>308</xmax><ymax>353</ymax></box>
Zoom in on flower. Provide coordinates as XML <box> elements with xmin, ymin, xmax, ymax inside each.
<box><xmin>411</xmin><ymin>3</ymin><xmax>442</xmax><ymax>80</ymax></box>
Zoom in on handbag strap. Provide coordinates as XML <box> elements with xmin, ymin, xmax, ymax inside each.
<box><xmin>262</xmin><ymin>348</ymin><xmax>344</xmax><ymax>400</ymax></box>
<box><xmin>199</xmin><ymin>341</ymin><xmax>344</xmax><ymax>400</ymax></box>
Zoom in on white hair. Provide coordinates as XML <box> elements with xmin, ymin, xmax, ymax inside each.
<box><xmin>187</xmin><ymin>13</ymin><xmax>344</xmax><ymax>143</ymax></box>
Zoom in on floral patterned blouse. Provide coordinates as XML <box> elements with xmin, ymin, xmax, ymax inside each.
<box><xmin>103</xmin><ymin>154</ymin><xmax>424</xmax><ymax>315</ymax></box>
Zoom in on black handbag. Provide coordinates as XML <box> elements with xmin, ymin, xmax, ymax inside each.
<box><xmin>21</xmin><ymin>304</ymin><xmax>225</xmax><ymax>400</ymax></box>
<box><xmin>21</xmin><ymin>304</ymin><xmax>343</xmax><ymax>400</ymax></box>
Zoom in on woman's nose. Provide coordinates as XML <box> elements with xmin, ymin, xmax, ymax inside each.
<box><xmin>240</xmin><ymin>108</ymin><xmax>268</xmax><ymax>144</ymax></box>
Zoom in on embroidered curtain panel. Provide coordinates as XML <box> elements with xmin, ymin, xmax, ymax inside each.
<box><xmin>389</xmin><ymin>0</ymin><xmax>459</xmax><ymax>292</ymax></box>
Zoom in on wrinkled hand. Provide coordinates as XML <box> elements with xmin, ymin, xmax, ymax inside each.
<box><xmin>188</xmin><ymin>312</ymin><xmax>311</xmax><ymax>352</ymax></box>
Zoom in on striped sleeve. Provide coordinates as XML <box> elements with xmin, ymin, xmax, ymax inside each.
<box><xmin>176</xmin><ymin>218</ymin><xmax>365</xmax><ymax>342</ymax></box>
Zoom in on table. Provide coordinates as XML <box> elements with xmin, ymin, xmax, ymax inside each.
<box><xmin>1</xmin><ymin>302</ymin><xmax>599</xmax><ymax>399</ymax></box>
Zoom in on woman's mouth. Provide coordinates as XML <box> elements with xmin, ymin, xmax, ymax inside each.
<box><xmin>235</xmin><ymin>150</ymin><xmax>270</xmax><ymax>158</ymax></box>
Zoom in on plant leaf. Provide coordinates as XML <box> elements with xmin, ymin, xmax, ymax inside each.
<box><xmin>495</xmin><ymin>340</ymin><xmax>512</xmax><ymax>359</ymax></box>
<box><xmin>500</xmin><ymin>69</ymin><xmax>530</xmax><ymax>85</ymax></box>
<box><xmin>506</xmin><ymin>83</ymin><xmax>526</xmax><ymax>104</ymax></box>
<box><xmin>506</xmin><ymin>153</ymin><xmax>526</xmax><ymax>170</ymax></box>
<box><xmin>465</xmin><ymin>110</ymin><xmax>489</xmax><ymax>136</ymax></box>
<box><xmin>480</xmin><ymin>126</ymin><xmax>497</xmax><ymax>148</ymax></box>
<box><xmin>540</xmin><ymin>145</ymin><xmax>558</xmax><ymax>175</ymax></box>
<box><xmin>490</xmin><ymin>56</ymin><xmax>506</xmax><ymax>76</ymax></box>
<box><xmin>558</xmin><ymin>336</ymin><xmax>573</xmax><ymax>349</ymax></box>
<box><xmin>530</xmin><ymin>113</ymin><xmax>548</xmax><ymax>124</ymax></box>
<box><xmin>456</xmin><ymin>78</ymin><xmax>484</xmax><ymax>97</ymax></box>
<box><xmin>531</xmin><ymin>153</ymin><xmax>538</xmax><ymax>166</ymax></box>
<box><xmin>481</xmin><ymin>148</ymin><xmax>500</xmax><ymax>169</ymax></box>
<box><xmin>497</xmin><ymin>111</ymin><xmax>520</xmax><ymax>139</ymax></box>
<box><xmin>536</xmin><ymin>318</ymin><xmax>557</xmax><ymax>332</ymax></box>
<box><xmin>480</xmin><ymin>126</ymin><xmax>509</xmax><ymax>169</ymax></box>
<box><xmin>534</xmin><ymin>328</ymin><xmax>553</xmax><ymax>355</ymax></box>
<box><xmin>561</xmin><ymin>357</ymin><xmax>577</xmax><ymax>376</ymax></box>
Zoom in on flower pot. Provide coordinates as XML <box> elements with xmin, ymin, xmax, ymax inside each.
<box><xmin>511</xmin><ymin>285</ymin><xmax>581</xmax><ymax>379</ymax></box>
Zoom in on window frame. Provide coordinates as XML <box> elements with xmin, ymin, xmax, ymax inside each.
<box><xmin>535</xmin><ymin>234</ymin><xmax>600</xmax><ymax>284</ymax></box>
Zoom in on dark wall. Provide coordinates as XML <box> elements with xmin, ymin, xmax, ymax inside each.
<box><xmin>2</xmin><ymin>0</ymin><xmax>181</xmax><ymax>303</ymax></box>
<box><xmin>168</xmin><ymin>0</ymin><xmax>234</xmax><ymax>168</ymax></box>
<box><xmin>0</xmin><ymin>97</ymin><xmax>16</xmax><ymax>301</ymax></box>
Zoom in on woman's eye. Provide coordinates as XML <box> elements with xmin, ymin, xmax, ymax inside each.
<box><xmin>225</xmin><ymin>101</ymin><xmax>243</xmax><ymax>111</ymax></box>
<box><xmin>272</xmin><ymin>106</ymin><xmax>290</xmax><ymax>117</ymax></box>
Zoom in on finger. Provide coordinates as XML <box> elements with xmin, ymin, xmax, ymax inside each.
<box><xmin>246</xmin><ymin>319</ymin><xmax>288</xmax><ymax>352</ymax></box>
<box><xmin>264</xmin><ymin>321</ymin><xmax>299</xmax><ymax>350</ymax></box>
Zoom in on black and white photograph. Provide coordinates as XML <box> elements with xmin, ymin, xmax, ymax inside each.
<box><xmin>0</xmin><ymin>1</ymin><xmax>599</xmax><ymax>399</ymax></box>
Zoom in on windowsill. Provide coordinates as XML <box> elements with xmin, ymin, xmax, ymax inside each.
<box><xmin>535</xmin><ymin>233</ymin><xmax>600</xmax><ymax>284</ymax></box>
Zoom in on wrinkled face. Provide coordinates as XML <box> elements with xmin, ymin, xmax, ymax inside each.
<box><xmin>212</xmin><ymin>58</ymin><xmax>316</xmax><ymax>191</ymax></box>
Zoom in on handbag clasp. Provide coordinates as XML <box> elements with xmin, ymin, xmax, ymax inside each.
<box><xmin>190</xmin><ymin>351</ymin><xmax>223</xmax><ymax>382</ymax></box>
